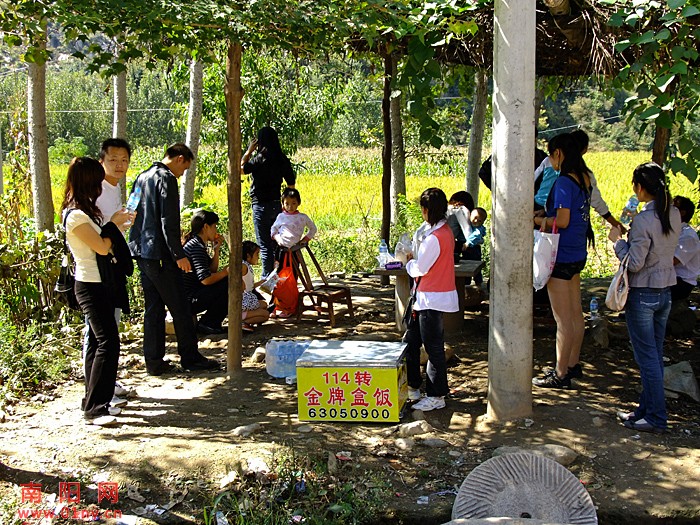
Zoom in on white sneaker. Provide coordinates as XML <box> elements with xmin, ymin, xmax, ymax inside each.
<box><xmin>114</xmin><ymin>382</ymin><xmax>129</xmax><ymax>397</ymax></box>
<box><xmin>408</xmin><ymin>387</ymin><xmax>422</xmax><ymax>401</ymax></box>
<box><xmin>86</xmin><ymin>415</ymin><xmax>117</xmax><ymax>426</ymax></box>
<box><xmin>107</xmin><ymin>406</ymin><xmax>122</xmax><ymax>416</ymax></box>
<box><xmin>111</xmin><ymin>396</ymin><xmax>128</xmax><ymax>408</ymax></box>
<box><xmin>411</xmin><ymin>396</ymin><xmax>445</xmax><ymax>412</ymax></box>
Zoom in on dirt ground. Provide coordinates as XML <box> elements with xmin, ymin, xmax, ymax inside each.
<box><xmin>1</xmin><ymin>275</ymin><xmax>699</xmax><ymax>524</ymax></box>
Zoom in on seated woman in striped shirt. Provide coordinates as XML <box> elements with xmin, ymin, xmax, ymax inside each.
<box><xmin>183</xmin><ymin>210</ymin><xmax>229</xmax><ymax>335</ymax></box>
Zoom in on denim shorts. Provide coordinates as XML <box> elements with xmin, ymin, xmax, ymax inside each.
<box><xmin>551</xmin><ymin>259</ymin><xmax>586</xmax><ymax>280</ymax></box>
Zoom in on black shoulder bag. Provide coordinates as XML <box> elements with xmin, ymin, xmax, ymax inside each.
<box><xmin>54</xmin><ymin>210</ymin><xmax>81</xmax><ymax>311</ymax></box>
<box><xmin>401</xmin><ymin>277</ymin><xmax>421</xmax><ymax>331</ymax></box>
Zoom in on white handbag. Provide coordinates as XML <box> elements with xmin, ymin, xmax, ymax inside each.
<box><xmin>533</xmin><ymin>220</ymin><xmax>559</xmax><ymax>291</ymax></box>
<box><xmin>605</xmin><ymin>254</ymin><xmax>630</xmax><ymax>311</ymax></box>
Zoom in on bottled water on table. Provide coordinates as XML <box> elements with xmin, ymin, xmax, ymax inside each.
<box><xmin>619</xmin><ymin>195</ymin><xmax>639</xmax><ymax>226</ymax></box>
<box><xmin>377</xmin><ymin>239</ymin><xmax>389</xmax><ymax>268</ymax></box>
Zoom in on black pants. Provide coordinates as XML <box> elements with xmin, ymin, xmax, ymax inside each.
<box><xmin>75</xmin><ymin>281</ymin><xmax>120</xmax><ymax>417</ymax></box>
<box><xmin>671</xmin><ymin>277</ymin><xmax>694</xmax><ymax>302</ymax></box>
<box><xmin>136</xmin><ymin>258</ymin><xmax>200</xmax><ymax>366</ymax></box>
<box><xmin>191</xmin><ymin>277</ymin><xmax>228</xmax><ymax>329</ymax></box>
<box><xmin>403</xmin><ymin>309</ymin><xmax>449</xmax><ymax>397</ymax></box>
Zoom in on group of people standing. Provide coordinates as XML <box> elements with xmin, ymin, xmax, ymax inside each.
<box><xmin>530</xmin><ymin>129</ymin><xmax>697</xmax><ymax>435</ymax></box>
<box><xmin>61</xmin><ymin>125</ymin><xmax>697</xmax><ymax>432</ymax></box>
<box><xmin>62</xmin><ymin>127</ymin><xmax>316</xmax><ymax>425</ymax></box>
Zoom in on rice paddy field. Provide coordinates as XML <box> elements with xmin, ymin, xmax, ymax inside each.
<box><xmin>50</xmin><ymin>147</ymin><xmax>699</xmax><ymax>277</ymax></box>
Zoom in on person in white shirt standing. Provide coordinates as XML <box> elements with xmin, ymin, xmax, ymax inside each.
<box><xmin>83</xmin><ymin>138</ymin><xmax>134</xmax><ymax>404</ymax></box>
<box><xmin>404</xmin><ymin>188</ymin><xmax>459</xmax><ymax>412</ymax></box>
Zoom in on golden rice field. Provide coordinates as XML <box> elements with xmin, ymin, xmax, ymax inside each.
<box><xmin>50</xmin><ymin>147</ymin><xmax>699</xmax><ymax>275</ymax></box>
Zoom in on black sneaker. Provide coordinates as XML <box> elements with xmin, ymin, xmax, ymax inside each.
<box><xmin>146</xmin><ymin>360</ymin><xmax>174</xmax><ymax>376</ymax></box>
<box><xmin>567</xmin><ymin>363</ymin><xmax>583</xmax><ymax>379</ymax></box>
<box><xmin>532</xmin><ymin>370</ymin><xmax>571</xmax><ymax>389</ymax></box>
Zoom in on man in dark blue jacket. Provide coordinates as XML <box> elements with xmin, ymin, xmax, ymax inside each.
<box><xmin>129</xmin><ymin>143</ymin><xmax>218</xmax><ymax>375</ymax></box>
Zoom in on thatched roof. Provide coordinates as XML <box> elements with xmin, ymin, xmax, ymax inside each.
<box><xmin>438</xmin><ymin>1</ymin><xmax>623</xmax><ymax>77</ymax></box>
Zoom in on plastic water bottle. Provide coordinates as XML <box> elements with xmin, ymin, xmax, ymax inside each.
<box><xmin>589</xmin><ymin>297</ymin><xmax>599</xmax><ymax>321</ymax></box>
<box><xmin>619</xmin><ymin>195</ymin><xmax>639</xmax><ymax>226</ymax></box>
<box><xmin>378</xmin><ymin>239</ymin><xmax>389</xmax><ymax>268</ymax></box>
<box><xmin>123</xmin><ymin>187</ymin><xmax>142</xmax><ymax>227</ymax></box>
<box><xmin>126</xmin><ymin>186</ymin><xmax>142</xmax><ymax>212</ymax></box>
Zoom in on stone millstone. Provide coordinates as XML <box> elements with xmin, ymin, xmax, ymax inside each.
<box><xmin>451</xmin><ymin>452</ymin><xmax>597</xmax><ymax>524</ymax></box>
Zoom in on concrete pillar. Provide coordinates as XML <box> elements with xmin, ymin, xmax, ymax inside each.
<box><xmin>487</xmin><ymin>0</ymin><xmax>536</xmax><ymax>420</ymax></box>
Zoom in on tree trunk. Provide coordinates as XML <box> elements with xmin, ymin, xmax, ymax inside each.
<box><xmin>181</xmin><ymin>58</ymin><xmax>204</xmax><ymax>208</ymax></box>
<box><xmin>113</xmin><ymin>69</ymin><xmax>128</xmax><ymax>202</ymax></box>
<box><xmin>224</xmin><ymin>42</ymin><xmax>243</xmax><ymax>375</ymax></box>
<box><xmin>466</xmin><ymin>69</ymin><xmax>488</xmax><ymax>203</ymax></box>
<box><xmin>380</xmin><ymin>52</ymin><xmax>393</xmax><ymax>285</ymax></box>
<box><xmin>651</xmin><ymin>124</ymin><xmax>670</xmax><ymax>167</ymax></box>
<box><xmin>28</xmin><ymin>40</ymin><xmax>53</xmax><ymax>232</ymax></box>
<box><xmin>487</xmin><ymin>0</ymin><xmax>536</xmax><ymax>421</ymax></box>
<box><xmin>389</xmin><ymin>56</ymin><xmax>405</xmax><ymax>225</ymax></box>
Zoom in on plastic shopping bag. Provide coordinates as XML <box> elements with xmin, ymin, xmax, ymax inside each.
<box><xmin>533</xmin><ymin>221</ymin><xmax>559</xmax><ymax>291</ymax></box>
<box><xmin>273</xmin><ymin>251</ymin><xmax>299</xmax><ymax>315</ymax></box>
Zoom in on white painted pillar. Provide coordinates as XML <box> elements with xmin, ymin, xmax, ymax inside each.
<box><xmin>487</xmin><ymin>0</ymin><xmax>536</xmax><ymax>420</ymax></box>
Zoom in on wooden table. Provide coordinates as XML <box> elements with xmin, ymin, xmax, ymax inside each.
<box><xmin>374</xmin><ymin>259</ymin><xmax>485</xmax><ymax>334</ymax></box>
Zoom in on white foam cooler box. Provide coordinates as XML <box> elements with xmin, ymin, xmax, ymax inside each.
<box><xmin>296</xmin><ymin>340</ymin><xmax>408</xmax><ymax>423</ymax></box>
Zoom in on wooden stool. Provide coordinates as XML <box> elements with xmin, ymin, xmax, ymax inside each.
<box><xmin>288</xmin><ymin>244</ymin><xmax>354</xmax><ymax>327</ymax></box>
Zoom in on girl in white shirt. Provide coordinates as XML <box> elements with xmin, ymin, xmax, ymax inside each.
<box><xmin>62</xmin><ymin>157</ymin><xmax>129</xmax><ymax>426</ymax></box>
<box><xmin>404</xmin><ymin>188</ymin><xmax>459</xmax><ymax>412</ymax></box>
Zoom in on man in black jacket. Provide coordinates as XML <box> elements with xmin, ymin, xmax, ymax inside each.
<box><xmin>129</xmin><ymin>143</ymin><xmax>218</xmax><ymax>375</ymax></box>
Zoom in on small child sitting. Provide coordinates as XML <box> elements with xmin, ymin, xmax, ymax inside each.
<box><xmin>270</xmin><ymin>188</ymin><xmax>317</xmax><ymax>318</ymax></box>
<box><xmin>271</xmin><ymin>188</ymin><xmax>317</xmax><ymax>251</ymax></box>
<box><xmin>463</xmin><ymin>207</ymin><xmax>487</xmax><ymax>285</ymax></box>
<box><xmin>241</xmin><ymin>241</ymin><xmax>270</xmax><ymax>332</ymax></box>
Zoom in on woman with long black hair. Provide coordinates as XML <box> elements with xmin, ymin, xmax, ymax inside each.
<box><xmin>62</xmin><ymin>157</ymin><xmax>130</xmax><ymax>425</ymax></box>
<box><xmin>532</xmin><ymin>133</ymin><xmax>592</xmax><ymax>389</ymax></box>
<box><xmin>610</xmin><ymin>162</ymin><xmax>680</xmax><ymax>433</ymax></box>
<box><xmin>241</xmin><ymin>127</ymin><xmax>296</xmax><ymax>278</ymax></box>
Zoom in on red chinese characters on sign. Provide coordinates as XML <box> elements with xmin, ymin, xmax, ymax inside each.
<box><xmin>303</xmin><ymin>387</ymin><xmax>323</xmax><ymax>406</ymax></box>
<box><xmin>58</xmin><ymin>482</ymin><xmax>80</xmax><ymax>504</ymax></box>
<box><xmin>350</xmin><ymin>387</ymin><xmax>369</xmax><ymax>407</ymax></box>
<box><xmin>354</xmin><ymin>371</ymin><xmax>373</xmax><ymax>386</ymax></box>
<box><xmin>328</xmin><ymin>387</ymin><xmax>345</xmax><ymax>405</ymax></box>
<box><xmin>373</xmin><ymin>388</ymin><xmax>393</xmax><ymax>407</ymax></box>
<box><xmin>20</xmin><ymin>483</ymin><xmax>42</xmax><ymax>504</ymax></box>
<box><xmin>97</xmin><ymin>482</ymin><xmax>119</xmax><ymax>504</ymax></box>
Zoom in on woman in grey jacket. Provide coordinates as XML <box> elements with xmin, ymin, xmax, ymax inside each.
<box><xmin>608</xmin><ymin>162</ymin><xmax>681</xmax><ymax>433</ymax></box>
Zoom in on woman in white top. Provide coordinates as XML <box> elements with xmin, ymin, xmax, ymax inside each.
<box><xmin>403</xmin><ymin>188</ymin><xmax>459</xmax><ymax>412</ymax></box>
<box><xmin>62</xmin><ymin>157</ymin><xmax>129</xmax><ymax>425</ymax></box>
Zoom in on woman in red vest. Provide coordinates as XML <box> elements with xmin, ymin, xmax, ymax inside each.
<box><xmin>404</xmin><ymin>188</ymin><xmax>459</xmax><ymax>412</ymax></box>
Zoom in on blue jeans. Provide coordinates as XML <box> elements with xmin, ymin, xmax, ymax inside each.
<box><xmin>252</xmin><ymin>200</ymin><xmax>282</xmax><ymax>278</ymax></box>
<box><xmin>625</xmin><ymin>287</ymin><xmax>671</xmax><ymax>429</ymax></box>
<box><xmin>403</xmin><ymin>309</ymin><xmax>449</xmax><ymax>397</ymax></box>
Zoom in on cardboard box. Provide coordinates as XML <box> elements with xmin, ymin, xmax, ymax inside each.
<box><xmin>297</xmin><ymin>340</ymin><xmax>408</xmax><ymax>423</ymax></box>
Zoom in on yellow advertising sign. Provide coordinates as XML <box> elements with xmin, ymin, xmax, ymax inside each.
<box><xmin>297</xmin><ymin>364</ymin><xmax>408</xmax><ymax>422</ymax></box>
